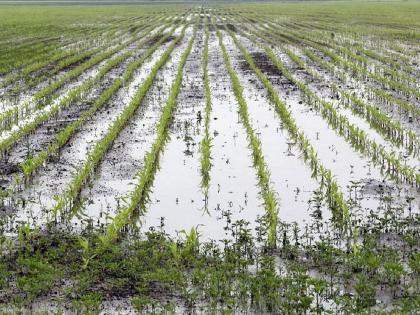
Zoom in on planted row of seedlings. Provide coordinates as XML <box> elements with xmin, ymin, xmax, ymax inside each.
<box><xmin>0</xmin><ymin>15</ymin><xmax>143</xmax><ymax>91</ymax></box>
<box><xmin>45</xmin><ymin>23</ymin><xmax>190</xmax><ymax>223</ymax></box>
<box><xmin>0</xmin><ymin>14</ymin><xmax>144</xmax><ymax>96</ymax></box>
<box><xmin>71</xmin><ymin>30</ymin><xmax>190</xmax><ymax>227</ymax></box>
<box><xmin>0</xmin><ymin>15</ymin><xmax>162</xmax><ymax>99</ymax></box>
<box><xmin>242</xmin><ymin>23</ymin><xmax>420</xmax><ymax>156</ymax></box>
<box><xmin>256</xmin><ymin>15</ymin><xmax>419</xmax><ymax>86</ymax></box>
<box><xmin>221</xmin><ymin>28</ymin><xmax>329</xmax><ymax>226</ymax></box>
<box><xmin>102</xmin><ymin>23</ymin><xmax>198</xmax><ymax>244</ymax></box>
<box><xmin>283</xmin><ymin>19</ymin><xmax>419</xmax><ymax>85</ymax></box>
<box><xmin>200</xmin><ymin>21</ymin><xmax>213</xmax><ymax>196</ymax></box>
<box><xmin>232</xmin><ymin>24</ymin><xmax>419</xmax><ymax>186</ymax></box>
<box><xmin>0</xmin><ymin>16</ymin><xmax>169</xmax><ymax>134</ymax></box>
<box><xmin>300</xmin><ymin>47</ymin><xmax>420</xmax><ymax>125</ymax></box>
<box><xmin>0</xmin><ymin>26</ymin><xmax>184</xmax><ymax>223</ymax></box>
<box><xmin>242</xmin><ymin>14</ymin><xmax>420</xmax><ymax>108</ymax></box>
<box><xmin>140</xmin><ymin>24</ymin><xmax>209</xmax><ymax>237</ymax></box>
<box><xmin>0</xmin><ymin>20</ymin><xmax>175</xmax><ymax>158</ymax></box>
<box><xmin>17</xmin><ymin>25</ymin><xmax>179</xmax><ymax>183</ymax></box>
<box><xmin>219</xmin><ymin>23</ymin><xmax>350</xmax><ymax>230</ymax></box>
<box><xmin>231</xmin><ymin>15</ymin><xmax>420</xmax><ymax>156</ymax></box>
<box><xmin>236</xmin><ymin>13</ymin><xmax>420</xmax><ymax>125</ymax></box>
<box><xmin>263</xmin><ymin>19</ymin><xmax>420</xmax><ymax>103</ymax></box>
<box><xmin>195</xmin><ymin>23</ymin><xmax>266</xmax><ymax>240</ymax></box>
<box><xmin>215</xmin><ymin>23</ymin><xmax>281</xmax><ymax>247</ymax></box>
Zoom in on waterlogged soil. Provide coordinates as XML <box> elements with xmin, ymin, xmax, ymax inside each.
<box><xmin>1</xmin><ymin>28</ymin><xmax>184</xmax><ymax>231</ymax></box>
<box><xmin>143</xmin><ymin>29</ymin><xmax>266</xmax><ymax>240</ymax></box>
<box><xmin>234</xmin><ymin>31</ymin><xmax>419</xmax><ymax>219</ymax></box>
<box><xmin>225</xmin><ymin>32</ymin><xmax>330</xmax><ymax>225</ymax></box>
<box><xmin>75</xmin><ymin>26</ymin><xmax>190</xmax><ymax>229</ymax></box>
<box><xmin>0</xmin><ymin>18</ymin><xmax>418</xmax><ymax>240</ymax></box>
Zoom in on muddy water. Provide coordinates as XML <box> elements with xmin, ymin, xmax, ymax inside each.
<box><xmin>74</xmin><ymin>27</ymin><xmax>192</xmax><ymax>228</ymax></box>
<box><xmin>301</xmin><ymin>46</ymin><xmax>420</xmax><ymax>133</ymax></box>
<box><xmin>143</xmin><ymin>29</ymin><xmax>264</xmax><ymax>240</ymax></box>
<box><xmin>224</xmin><ymin>31</ymin><xmax>330</xmax><ymax>226</ymax></box>
<box><xmin>0</xmin><ymin>27</ymin><xmax>172</xmax><ymax>182</ymax></box>
<box><xmin>140</xmin><ymin>29</ymin><xmax>207</xmax><ymax>237</ymax></box>
<box><xmin>270</xmin><ymin>45</ymin><xmax>420</xmax><ymax>169</ymax></box>
<box><xmin>233</xmin><ymin>30</ymin><xmax>416</xmax><ymax>217</ymax></box>
<box><xmin>0</xmin><ymin>20</ymin><xmax>161</xmax><ymax>118</ymax></box>
<box><xmin>9</xmin><ymin>28</ymin><xmax>187</xmax><ymax>229</ymax></box>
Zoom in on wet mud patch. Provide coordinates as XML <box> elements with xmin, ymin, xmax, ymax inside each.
<box><xmin>0</xmin><ymin>204</ymin><xmax>15</xmax><ymax>217</ymax></box>
<box><xmin>226</xmin><ymin>23</ymin><xmax>237</xmax><ymax>32</ymax></box>
<box><xmin>148</xmin><ymin>34</ymin><xmax>176</xmax><ymax>47</ymax></box>
<box><xmin>208</xmin><ymin>23</ymin><xmax>215</xmax><ymax>32</ymax></box>
<box><xmin>0</xmin><ymin>161</ymin><xmax>19</xmax><ymax>175</ymax></box>
<box><xmin>244</xmin><ymin>51</ymin><xmax>280</xmax><ymax>77</ymax></box>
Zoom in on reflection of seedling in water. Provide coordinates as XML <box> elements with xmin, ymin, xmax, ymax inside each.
<box><xmin>286</xmin><ymin>141</ymin><xmax>294</xmax><ymax>156</ymax></box>
<box><xmin>222</xmin><ymin>209</ymin><xmax>232</xmax><ymax>231</ymax></box>
<box><xmin>294</xmin><ymin>187</ymin><xmax>300</xmax><ymax>201</ymax></box>
<box><xmin>406</xmin><ymin>196</ymin><xmax>414</xmax><ymax>215</ymax></box>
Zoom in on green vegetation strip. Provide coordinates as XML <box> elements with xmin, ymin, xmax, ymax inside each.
<box><xmin>215</xmin><ymin>24</ymin><xmax>279</xmax><ymax>248</ymax></box>
<box><xmin>102</xmin><ymin>25</ymin><xmax>197</xmax><ymax>245</ymax></box>
<box><xmin>50</xmin><ymin>24</ymin><xmax>190</xmax><ymax>221</ymax></box>
<box><xmin>238</xmin><ymin>26</ymin><xmax>419</xmax><ymax>186</ymax></box>
<box><xmin>200</xmin><ymin>21</ymin><xmax>213</xmax><ymax>195</ymax></box>
<box><xmin>223</xmin><ymin>25</ymin><xmax>350</xmax><ymax>229</ymax></box>
<box><xmin>19</xmin><ymin>25</ymin><xmax>177</xmax><ymax>180</ymax></box>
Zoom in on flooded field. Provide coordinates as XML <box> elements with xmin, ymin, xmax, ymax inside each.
<box><xmin>0</xmin><ymin>2</ymin><xmax>419</xmax><ymax>314</ymax></box>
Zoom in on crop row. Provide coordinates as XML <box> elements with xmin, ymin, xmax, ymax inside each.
<box><xmin>50</xmin><ymin>23</ymin><xmax>190</xmax><ymax>222</ymax></box>
<box><xmin>0</xmin><ymin>16</ymin><xmax>139</xmax><ymax>90</ymax></box>
<box><xmin>200</xmin><ymin>21</ymin><xmax>213</xmax><ymax>196</ymax></box>
<box><xmin>102</xmin><ymin>23</ymin><xmax>197</xmax><ymax>244</ymax></box>
<box><xmin>239</xmin><ymin>14</ymin><xmax>420</xmax><ymax>117</ymax></box>
<box><xmin>0</xmin><ymin>17</ymin><xmax>167</xmax><ymax>134</ymax></box>
<box><xmin>216</xmin><ymin>23</ymin><xmax>280</xmax><ymax>247</ymax></box>
<box><xmin>1</xmin><ymin>15</ymin><xmax>161</xmax><ymax>94</ymax></box>
<box><xmin>240</xmin><ymin>23</ymin><xmax>420</xmax><ymax>156</ymax></box>
<box><xmin>0</xmin><ymin>17</ymin><xmax>174</xmax><ymax>149</ymax></box>
<box><xmin>262</xmin><ymin>19</ymin><xmax>420</xmax><ymax>102</ymax></box>
<box><xmin>222</xmin><ymin>25</ymin><xmax>350</xmax><ymax>230</ymax></box>
<box><xmin>236</xmin><ymin>26</ymin><xmax>419</xmax><ymax>186</ymax></box>
<box><xmin>19</xmin><ymin>25</ymin><xmax>177</xmax><ymax>182</ymax></box>
<box><xmin>301</xmin><ymin>48</ymin><xmax>420</xmax><ymax>121</ymax></box>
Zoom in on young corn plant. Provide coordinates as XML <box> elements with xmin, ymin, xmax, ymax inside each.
<box><xmin>200</xmin><ymin>21</ymin><xmax>213</xmax><ymax>197</ymax></box>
